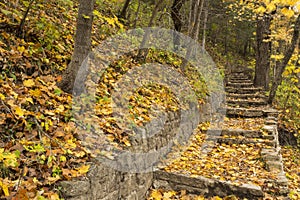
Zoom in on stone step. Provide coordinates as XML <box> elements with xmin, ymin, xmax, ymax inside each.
<box><xmin>206</xmin><ymin>129</ymin><xmax>275</xmax><ymax>140</ymax></box>
<box><xmin>228</xmin><ymin>76</ymin><xmax>250</xmax><ymax>81</ymax></box>
<box><xmin>205</xmin><ymin>136</ymin><xmax>276</xmax><ymax>146</ymax></box>
<box><xmin>226</xmin><ymin>93</ymin><xmax>267</xmax><ymax>100</ymax></box>
<box><xmin>226</xmin><ymin>87</ymin><xmax>263</xmax><ymax>94</ymax></box>
<box><xmin>154</xmin><ymin>170</ymin><xmax>265</xmax><ymax>200</ymax></box>
<box><xmin>226</xmin><ymin>82</ymin><xmax>253</xmax><ymax>88</ymax></box>
<box><xmin>226</xmin><ymin>99</ymin><xmax>267</xmax><ymax>107</ymax></box>
<box><xmin>227</xmin><ymin>79</ymin><xmax>253</xmax><ymax>84</ymax></box>
<box><xmin>223</xmin><ymin>107</ymin><xmax>265</xmax><ymax>118</ymax></box>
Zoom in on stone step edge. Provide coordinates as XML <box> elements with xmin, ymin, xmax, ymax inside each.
<box><xmin>226</xmin><ymin>86</ymin><xmax>263</xmax><ymax>91</ymax></box>
<box><xmin>260</xmin><ymin>112</ymin><xmax>289</xmax><ymax>195</ymax></box>
<box><xmin>153</xmin><ymin>170</ymin><xmax>264</xmax><ymax>199</ymax></box>
<box><xmin>223</xmin><ymin>107</ymin><xmax>264</xmax><ymax>118</ymax></box>
<box><xmin>226</xmin><ymin>93</ymin><xmax>267</xmax><ymax>99</ymax></box>
<box><xmin>222</xmin><ymin>107</ymin><xmax>278</xmax><ymax>114</ymax></box>
<box><xmin>226</xmin><ymin>99</ymin><xmax>267</xmax><ymax>103</ymax></box>
<box><xmin>227</xmin><ymin>78</ymin><xmax>251</xmax><ymax>81</ymax></box>
<box><xmin>205</xmin><ymin>129</ymin><xmax>274</xmax><ymax>139</ymax></box>
<box><xmin>205</xmin><ymin>137</ymin><xmax>276</xmax><ymax>146</ymax></box>
<box><xmin>227</xmin><ymin>82</ymin><xmax>253</xmax><ymax>86</ymax></box>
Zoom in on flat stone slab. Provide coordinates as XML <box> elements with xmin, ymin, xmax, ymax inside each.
<box><xmin>229</xmin><ymin>74</ymin><xmax>249</xmax><ymax>78</ymax></box>
<box><xmin>224</xmin><ymin>107</ymin><xmax>265</xmax><ymax>117</ymax></box>
<box><xmin>226</xmin><ymin>93</ymin><xmax>267</xmax><ymax>100</ymax></box>
<box><xmin>207</xmin><ymin>129</ymin><xmax>263</xmax><ymax>138</ymax></box>
<box><xmin>227</xmin><ymin>82</ymin><xmax>254</xmax><ymax>88</ymax></box>
<box><xmin>153</xmin><ymin>170</ymin><xmax>264</xmax><ymax>199</ymax></box>
<box><xmin>226</xmin><ymin>99</ymin><xmax>267</xmax><ymax>107</ymax></box>
<box><xmin>206</xmin><ymin>129</ymin><xmax>275</xmax><ymax>144</ymax></box>
<box><xmin>205</xmin><ymin>136</ymin><xmax>275</xmax><ymax>146</ymax></box>
<box><xmin>226</xmin><ymin>87</ymin><xmax>263</xmax><ymax>94</ymax></box>
<box><xmin>228</xmin><ymin>79</ymin><xmax>253</xmax><ymax>84</ymax></box>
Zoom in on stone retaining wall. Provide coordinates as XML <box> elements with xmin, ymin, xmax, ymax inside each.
<box><xmin>59</xmin><ymin>103</ymin><xmax>200</xmax><ymax>199</ymax></box>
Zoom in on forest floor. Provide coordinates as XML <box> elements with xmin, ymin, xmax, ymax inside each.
<box><xmin>0</xmin><ymin>1</ymin><xmax>299</xmax><ymax>199</ymax></box>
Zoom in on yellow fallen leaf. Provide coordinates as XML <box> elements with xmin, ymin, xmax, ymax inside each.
<box><xmin>47</xmin><ymin>175</ymin><xmax>61</xmax><ymax>183</ymax></box>
<box><xmin>56</xmin><ymin>105</ymin><xmax>64</xmax><ymax>113</ymax></box>
<box><xmin>123</xmin><ymin>139</ymin><xmax>131</xmax><ymax>147</ymax></box>
<box><xmin>23</xmin><ymin>79</ymin><xmax>35</xmax><ymax>87</ymax></box>
<box><xmin>44</xmin><ymin>110</ymin><xmax>55</xmax><ymax>116</ymax></box>
<box><xmin>49</xmin><ymin>193</ymin><xmax>60</xmax><ymax>200</ymax></box>
<box><xmin>29</xmin><ymin>89</ymin><xmax>42</xmax><ymax>97</ymax></box>
<box><xmin>0</xmin><ymin>93</ymin><xmax>5</xmax><ymax>100</ymax></box>
<box><xmin>163</xmin><ymin>191</ymin><xmax>176</xmax><ymax>198</ymax></box>
<box><xmin>26</xmin><ymin>97</ymin><xmax>33</xmax><ymax>104</ymax></box>
<box><xmin>151</xmin><ymin>190</ymin><xmax>163</xmax><ymax>200</ymax></box>
<box><xmin>76</xmin><ymin>165</ymin><xmax>90</xmax><ymax>175</ymax></box>
<box><xmin>212</xmin><ymin>196</ymin><xmax>222</xmax><ymax>200</ymax></box>
<box><xmin>0</xmin><ymin>180</ymin><xmax>9</xmax><ymax>196</ymax></box>
<box><xmin>15</xmin><ymin>106</ymin><xmax>24</xmax><ymax>117</ymax></box>
<box><xmin>17</xmin><ymin>46</ymin><xmax>25</xmax><ymax>53</ymax></box>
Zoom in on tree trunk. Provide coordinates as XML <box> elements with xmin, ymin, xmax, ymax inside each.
<box><xmin>58</xmin><ymin>0</ymin><xmax>95</xmax><ymax>94</ymax></box>
<box><xmin>171</xmin><ymin>0</ymin><xmax>185</xmax><ymax>50</ymax></box>
<box><xmin>268</xmin><ymin>15</ymin><xmax>300</xmax><ymax>104</ymax></box>
<box><xmin>133</xmin><ymin>0</ymin><xmax>141</xmax><ymax>28</ymax></box>
<box><xmin>254</xmin><ymin>15</ymin><xmax>271</xmax><ymax>90</ymax></box>
<box><xmin>181</xmin><ymin>0</ymin><xmax>204</xmax><ymax>72</ymax></box>
<box><xmin>136</xmin><ymin>0</ymin><xmax>163</xmax><ymax>62</ymax></box>
<box><xmin>119</xmin><ymin>0</ymin><xmax>131</xmax><ymax>20</ymax></box>
<box><xmin>202</xmin><ymin>0</ymin><xmax>208</xmax><ymax>51</ymax></box>
<box><xmin>17</xmin><ymin>0</ymin><xmax>34</xmax><ymax>38</ymax></box>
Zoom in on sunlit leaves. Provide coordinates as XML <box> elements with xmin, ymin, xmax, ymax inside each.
<box><xmin>281</xmin><ymin>7</ymin><xmax>296</xmax><ymax>18</ymax></box>
<box><xmin>147</xmin><ymin>189</ymin><xmax>238</xmax><ymax>200</ymax></box>
<box><xmin>0</xmin><ymin>75</ymin><xmax>90</xmax><ymax>199</ymax></box>
<box><xmin>282</xmin><ymin>147</ymin><xmax>300</xmax><ymax>199</ymax></box>
<box><xmin>163</xmin><ymin>124</ymin><xmax>276</xmax><ymax>188</ymax></box>
<box><xmin>0</xmin><ymin>149</ymin><xmax>20</xmax><ymax>168</ymax></box>
<box><xmin>0</xmin><ymin>180</ymin><xmax>9</xmax><ymax>197</ymax></box>
<box><xmin>14</xmin><ymin>106</ymin><xmax>25</xmax><ymax>117</ymax></box>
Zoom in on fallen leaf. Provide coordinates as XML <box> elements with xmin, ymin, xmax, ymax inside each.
<box><xmin>15</xmin><ymin>106</ymin><xmax>24</xmax><ymax>117</ymax></box>
<box><xmin>23</xmin><ymin>79</ymin><xmax>35</xmax><ymax>87</ymax></box>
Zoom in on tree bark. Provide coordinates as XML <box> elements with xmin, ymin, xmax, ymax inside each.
<box><xmin>136</xmin><ymin>0</ymin><xmax>163</xmax><ymax>62</ymax></box>
<box><xmin>171</xmin><ymin>0</ymin><xmax>185</xmax><ymax>50</ymax></box>
<box><xmin>17</xmin><ymin>0</ymin><xmax>35</xmax><ymax>38</ymax></box>
<box><xmin>133</xmin><ymin>0</ymin><xmax>141</xmax><ymax>28</ymax></box>
<box><xmin>202</xmin><ymin>0</ymin><xmax>208</xmax><ymax>51</ymax></box>
<box><xmin>58</xmin><ymin>0</ymin><xmax>95</xmax><ymax>94</ymax></box>
<box><xmin>254</xmin><ymin>15</ymin><xmax>272</xmax><ymax>90</ymax></box>
<box><xmin>119</xmin><ymin>0</ymin><xmax>131</xmax><ymax>20</ymax></box>
<box><xmin>268</xmin><ymin>15</ymin><xmax>300</xmax><ymax>104</ymax></box>
<box><xmin>181</xmin><ymin>0</ymin><xmax>204</xmax><ymax>72</ymax></box>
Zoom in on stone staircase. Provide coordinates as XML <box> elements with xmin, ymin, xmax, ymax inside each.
<box><xmin>210</xmin><ymin>70</ymin><xmax>288</xmax><ymax>194</ymax></box>
<box><xmin>152</xmin><ymin>69</ymin><xmax>289</xmax><ymax>199</ymax></box>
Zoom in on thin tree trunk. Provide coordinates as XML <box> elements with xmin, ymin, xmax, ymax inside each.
<box><xmin>202</xmin><ymin>0</ymin><xmax>208</xmax><ymax>51</ymax></box>
<box><xmin>181</xmin><ymin>0</ymin><xmax>204</xmax><ymax>72</ymax></box>
<box><xmin>58</xmin><ymin>0</ymin><xmax>95</xmax><ymax>94</ymax></box>
<box><xmin>254</xmin><ymin>15</ymin><xmax>272</xmax><ymax>90</ymax></box>
<box><xmin>119</xmin><ymin>0</ymin><xmax>131</xmax><ymax>20</ymax></box>
<box><xmin>194</xmin><ymin>0</ymin><xmax>204</xmax><ymax>41</ymax></box>
<box><xmin>171</xmin><ymin>0</ymin><xmax>185</xmax><ymax>50</ymax></box>
<box><xmin>17</xmin><ymin>0</ymin><xmax>34</xmax><ymax>38</ymax></box>
<box><xmin>188</xmin><ymin>0</ymin><xmax>198</xmax><ymax>35</ymax></box>
<box><xmin>136</xmin><ymin>0</ymin><xmax>163</xmax><ymax>62</ymax></box>
<box><xmin>133</xmin><ymin>0</ymin><xmax>141</xmax><ymax>28</ymax></box>
<box><xmin>224</xmin><ymin>21</ymin><xmax>228</xmax><ymax>55</ymax></box>
<box><xmin>268</xmin><ymin>15</ymin><xmax>300</xmax><ymax>104</ymax></box>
